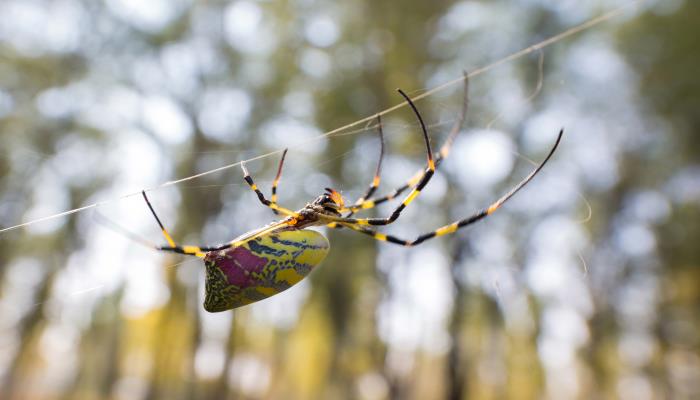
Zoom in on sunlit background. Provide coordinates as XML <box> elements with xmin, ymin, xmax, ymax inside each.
<box><xmin>0</xmin><ymin>0</ymin><xmax>698</xmax><ymax>399</ymax></box>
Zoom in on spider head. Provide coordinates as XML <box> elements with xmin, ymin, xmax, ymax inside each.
<box><xmin>313</xmin><ymin>187</ymin><xmax>345</xmax><ymax>215</ymax></box>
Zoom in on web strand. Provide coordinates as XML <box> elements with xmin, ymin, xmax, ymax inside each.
<box><xmin>0</xmin><ymin>1</ymin><xmax>640</xmax><ymax>236</ymax></box>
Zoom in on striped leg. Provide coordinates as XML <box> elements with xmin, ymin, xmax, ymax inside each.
<box><xmin>348</xmin><ymin>115</ymin><xmax>385</xmax><ymax>215</ymax></box>
<box><xmin>336</xmin><ymin>214</ymin><xmax>482</xmax><ymax>246</ymax></box>
<box><xmin>141</xmin><ymin>191</ymin><xmax>224</xmax><ymax>257</ymax></box>
<box><xmin>331</xmin><ymin>129</ymin><xmax>564</xmax><ymax>245</ymax></box>
<box><xmin>241</xmin><ymin>160</ymin><xmax>298</xmax><ymax>217</ymax></box>
<box><xmin>340</xmin><ymin>73</ymin><xmax>469</xmax><ymax>214</ymax></box>
<box><xmin>323</xmin><ymin>88</ymin><xmax>436</xmax><ymax>227</ymax></box>
<box><xmin>270</xmin><ymin>148</ymin><xmax>288</xmax><ymax>215</ymax></box>
<box><xmin>327</xmin><ymin>115</ymin><xmax>386</xmax><ymax>229</ymax></box>
<box><xmin>142</xmin><ymin>191</ymin><xmax>294</xmax><ymax>257</ymax></box>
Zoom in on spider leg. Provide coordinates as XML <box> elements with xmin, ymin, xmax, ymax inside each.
<box><xmin>141</xmin><ymin>191</ymin><xmax>211</xmax><ymax>257</ymax></box>
<box><xmin>157</xmin><ymin>219</ymin><xmax>296</xmax><ymax>255</ymax></box>
<box><xmin>340</xmin><ymin>72</ymin><xmax>469</xmax><ymax>214</ymax></box>
<box><xmin>348</xmin><ymin>114</ymin><xmax>385</xmax><ymax>215</ymax></box>
<box><xmin>241</xmin><ymin>159</ymin><xmax>298</xmax><ymax>217</ymax></box>
<box><xmin>331</xmin><ymin>129</ymin><xmax>564</xmax><ymax>245</ymax></box>
<box><xmin>142</xmin><ymin>190</ymin><xmax>296</xmax><ymax>257</ymax></box>
<box><xmin>325</xmin><ymin>88</ymin><xmax>436</xmax><ymax>227</ymax></box>
<box><xmin>141</xmin><ymin>191</ymin><xmax>181</xmax><ymax>248</ymax></box>
<box><xmin>269</xmin><ymin>148</ymin><xmax>288</xmax><ymax>215</ymax></box>
<box><xmin>327</xmin><ymin>115</ymin><xmax>385</xmax><ymax>229</ymax></box>
<box><xmin>328</xmin><ymin>73</ymin><xmax>468</xmax><ymax>231</ymax></box>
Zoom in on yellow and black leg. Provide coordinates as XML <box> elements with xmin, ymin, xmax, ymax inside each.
<box><xmin>327</xmin><ymin>115</ymin><xmax>386</xmax><ymax>230</ymax></box>
<box><xmin>337</xmin><ymin>212</ymin><xmax>485</xmax><ymax>246</ymax></box>
<box><xmin>270</xmin><ymin>148</ymin><xmax>288</xmax><ymax>215</ymax></box>
<box><xmin>333</xmin><ymin>129</ymin><xmax>564</xmax><ymax>245</ymax></box>
<box><xmin>142</xmin><ymin>191</ymin><xmax>296</xmax><ymax>256</ymax></box>
<box><xmin>241</xmin><ymin>159</ymin><xmax>297</xmax><ymax>216</ymax></box>
<box><xmin>347</xmin><ymin>115</ymin><xmax>384</xmax><ymax>215</ymax></box>
<box><xmin>326</xmin><ymin>88</ymin><xmax>436</xmax><ymax>227</ymax></box>
<box><xmin>142</xmin><ymin>191</ymin><xmax>225</xmax><ymax>257</ymax></box>
<box><xmin>341</xmin><ymin>73</ymin><xmax>469</xmax><ymax>215</ymax></box>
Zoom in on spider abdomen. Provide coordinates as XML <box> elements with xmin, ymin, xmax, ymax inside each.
<box><xmin>202</xmin><ymin>229</ymin><xmax>329</xmax><ymax>312</ymax></box>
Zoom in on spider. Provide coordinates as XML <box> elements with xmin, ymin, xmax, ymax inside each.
<box><xmin>139</xmin><ymin>82</ymin><xmax>563</xmax><ymax>312</ymax></box>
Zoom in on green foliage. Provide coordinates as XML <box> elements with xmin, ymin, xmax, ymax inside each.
<box><xmin>0</xmin><ymin>1</ymin><xmax>698</xmax><ymax>399</ymax></box>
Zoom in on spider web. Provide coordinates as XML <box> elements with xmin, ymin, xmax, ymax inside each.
<box><xmin>0</xmin><ymin>2</ymin><xmax>642</xmax><ymax>377</ymax></box>
<box><xmin>0</xmin><ymin>2</ymin><xmax>637</xmax><ymax>236</ymax></box>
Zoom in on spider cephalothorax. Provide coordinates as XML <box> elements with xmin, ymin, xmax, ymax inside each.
<box><xmin>137</xmin><ymin>78</ymin><xmax>563</xmax><ymax>311</ymax></box>
<box><xmin>312</xmin><ymin>188</ymin><xmax>345</xmax><ymax>213</ymax></box>
<box><xmin>286</xmin><ymin>189</ymin><xmax>346</xmax><ymax>228</ymax></box>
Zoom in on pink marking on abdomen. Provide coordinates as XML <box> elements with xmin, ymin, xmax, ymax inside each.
<box><xmin>206</xmin><ymin>247</ymin><xmax>269</xmax><ymax>288</ymax></box>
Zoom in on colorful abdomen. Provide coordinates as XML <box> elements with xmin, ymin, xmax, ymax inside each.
<box><xmin>202</xmin><ymin>229</ymin><xmax>329</xmax><ymax>312</ymax></box>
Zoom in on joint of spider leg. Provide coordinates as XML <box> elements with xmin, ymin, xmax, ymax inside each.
<box><xmin>486</xmin><ymin>203</ymin><xmax>499</xmax><ymax>215</ymax></box>
<box><xmin>271</xmin><ymin>148</ymin><xmax>287</xmax><ymax>204</ymax></box>
<box><xmin>243</xmin><ymin>175</ymin><xmax>255</xmax><ymax>188</ymax></box>
<box><xmin>141</xmin><ymin>190</ymin><xmax>177</xmax><ymax>247</ymax></box>
<box><xmin>361</xmin><ymin>200</ymin><xmax>375</xmax><ymax>209</ymax></box>
<box><xmin>387</xmin><ymin>235</ymin><xmax>411</xmax><ymax>246</ymax></box>
<box><xmin>159</xmin><ymin>246</ymin><xmax>187</xmax><ymax>255</ymax></box>
<box><xmin>410</xmin><ymin>235</ymin><xmax>431</xmax><ymax>246</ymax></box>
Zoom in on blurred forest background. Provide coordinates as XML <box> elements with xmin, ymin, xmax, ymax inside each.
<box><xmin>0</xmin><ymin>0</ymin><xmax>698</xmax><ymax>399</ymax></box>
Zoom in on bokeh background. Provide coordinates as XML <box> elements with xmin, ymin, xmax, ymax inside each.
<box><xmin>0</xmin><ymin>0</ymin><xmax>698</xmax><ymax>399</ymax></box>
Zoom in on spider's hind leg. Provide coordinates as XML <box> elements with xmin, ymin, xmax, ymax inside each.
<box><xmin>141</xmin><ymin>191</ymin><xmax>297</xmax><ymax>257</ymax></box>
<box><xmin>141</xmin><ymin>191</ymin><xmax>207</xmax><ymax>257</ymax></box>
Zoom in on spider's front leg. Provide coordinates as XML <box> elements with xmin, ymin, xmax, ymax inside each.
<box><xmin>326</xmin><ymin>88</ymin><xmax>436</xmax><ymax>227</ymax></box>
<box><xmin>331</xmin><ymin>129</ymin><xmax>564</xmax><ymax>246</ymax></box>
<box><xmin>340</xmin><ymin>72</ymin><xmax>470</xmax><ymax>215</ymax></box>
<box><xmin>241</xmin><ymin>159</ymin><xmax>298</xmax><ymax>217</ymax></box>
